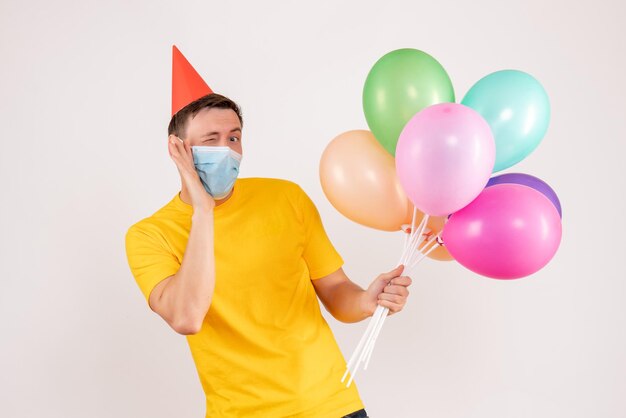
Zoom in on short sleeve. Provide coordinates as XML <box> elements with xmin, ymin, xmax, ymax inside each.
<box><xmin>297</xmin><ymin>186</ymin><xmax>344</xmax><ymax>279</ymax></box>
<box><xmin>125</xmin><ymin>225</ymin><xmax>181</xmax><ymax>306</ymax></box>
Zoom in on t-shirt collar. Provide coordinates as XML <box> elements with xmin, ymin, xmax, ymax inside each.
<box><xmin>172</xmin><ymin>179</ymin><xmax>241</xmax><ymax>215</ymax></box>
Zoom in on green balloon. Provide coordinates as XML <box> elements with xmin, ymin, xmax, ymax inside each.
<box><xmin>363</xmin><ymin>49</ymin><xmax>455</xmax><ymax>155</ymax></box>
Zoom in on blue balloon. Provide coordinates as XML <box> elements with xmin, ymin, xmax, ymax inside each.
<box><xmin>462</xmin><ymin>70</ymin><xmax>550</xmax><ymax>172</ymax></box>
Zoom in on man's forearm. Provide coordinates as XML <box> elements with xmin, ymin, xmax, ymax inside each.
<box><xmin>313</xmin><ymin>266</ymin><xmax>409</xmax><ymax>324</ymax></box>
<box><xmin>158</xmin><ymin>210</ymin><xmax>216</xmax><ymax>333</ymax></box>
<box><xmin>321</xmin><ymin>281</ymin><xmax>372</xmax><ymax>324</ymax></box>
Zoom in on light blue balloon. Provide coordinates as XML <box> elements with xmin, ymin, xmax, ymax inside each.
<box><xmin>461</xmin><ymin>70</ymin><xmax>550</xmax><ymax>172</ymax></box>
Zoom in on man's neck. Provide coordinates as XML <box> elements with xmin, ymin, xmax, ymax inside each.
<box><xmin>179</xmin><ymin>186</ymin><xmax>233</xmax><ymax>207</ymax></box>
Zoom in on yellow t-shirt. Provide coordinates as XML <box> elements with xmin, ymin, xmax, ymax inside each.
<box><xmin>125</xmin><ymin>177</ymin><xmax>364</xmax><ymax>417</ymax></box>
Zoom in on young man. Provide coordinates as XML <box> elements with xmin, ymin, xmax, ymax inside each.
<box><xmin>124</xmin><ymin>47</ymin><xmax>411</xmax><ymax>418</ymax></box>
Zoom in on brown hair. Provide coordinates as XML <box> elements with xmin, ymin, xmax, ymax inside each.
<box><xmin>168</xmin><ymin>93</ymin><xmax>243</xmax><ymax>138</ymax></box>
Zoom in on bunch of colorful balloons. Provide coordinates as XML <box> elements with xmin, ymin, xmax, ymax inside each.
<box><xmin>320</xmin><ymin>48</ymin><xmax>563</xmax><ymax>386</ymax></box>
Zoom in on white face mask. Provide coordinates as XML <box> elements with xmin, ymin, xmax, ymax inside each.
<box><xmin>191</xmin><ymin>146</ymin><xmax>243</xmax><ymax>199</ymax></box>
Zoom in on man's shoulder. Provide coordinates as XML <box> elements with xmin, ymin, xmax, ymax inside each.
<box><xmin>125</xmin><ymin>216</ymin><xmax>162</xmax><ymax>245</ymax></box>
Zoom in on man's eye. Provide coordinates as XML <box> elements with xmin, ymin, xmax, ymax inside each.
<box><xmin>230</xmin><ymin>136</ymin><xmax>240</xmax><ymax>142</ymax></box>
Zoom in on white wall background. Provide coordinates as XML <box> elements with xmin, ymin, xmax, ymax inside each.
<box><xmin>1</xmin><ymin>0</ymin><xmax>624</xmax><ymax>417</ymax></box>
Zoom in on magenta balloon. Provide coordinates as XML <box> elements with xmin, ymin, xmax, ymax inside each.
<box><xmin>395</xmin><ymin>103</ymin><xmax>495</xmax><ymax>216</ymax></box>
<box><xmin>442</xmin><ymin>184</ymin><xmax>562</xmax><ymax>279</ymax></box>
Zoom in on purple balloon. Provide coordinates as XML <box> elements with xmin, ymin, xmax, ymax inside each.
<box><xmin>442</xmin><ymin>184</ymin><xmax>562</xmax><ymax>280</ymax></box>
<box><xmin>486</xmin><ymin>173</ymin><xmax>562</xmax><ymax>218</ymax></box>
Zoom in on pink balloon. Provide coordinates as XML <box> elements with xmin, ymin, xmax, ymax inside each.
<box><xmin>442</xmin><ymin>184</ymin><xmax>562</xmax><ymax>279</ymax></box>
<box><xmin>396</xmin><ymin>103</ymin><xmax>495</xmax><ymax>216</ymax></box>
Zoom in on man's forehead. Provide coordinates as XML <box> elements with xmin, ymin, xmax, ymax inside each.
<box><xmin>188</xmin><ymin>108</ymin><xmax>241</xmax><ymax>132</ymax></box>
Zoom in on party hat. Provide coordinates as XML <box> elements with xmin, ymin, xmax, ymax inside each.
<box><xmin>171</xmin><ymin>45</ymin><xmax>213</xmax><ymax>116</ymax></box>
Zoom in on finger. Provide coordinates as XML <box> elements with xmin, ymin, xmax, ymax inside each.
<box><xmin>168</xmin><ymin>135</ymin><xmax>182</xmax><ymax>157</ymax></box>
<box><xmin>168</xmin><ymin>134</ymin><xmax>182</xmax><ymax>147</ymax></box>
<box><xmin>377</xmin><ymin>299</ymin><xmax>403</xmax><ymax>314</ymax></box>
<box><xmin>168</xmin><ymin>138</ymin><xmax>194</xmax><ymax>176</ymax></box>
<box><xmin>379</xmin><ymin>264</ymin><xmax>405</xmax><ymax>281</ymax></box>
<box><xmin>169</xmin><ymin>134</ymin><xmax>184</xmax><ymax>151</ymax></box>
<box><xmin>168</xmin><ymin>146</ymin><xmax>185</xmax><ymax>176</ymax></box>
<box><xmin>392</xmin><ymin>276</ymin><xmax>412</xmax><ymax>287</ymax></box>
<box><xmin>383</xmin><ymin>285</ymin><xmax>409</xmax><ymax>297</ymax></box>
<box><xmin>378</xmin><ymin>292</ymin><xmax>405</xmax><ymax>305</ymax></box>
<box><xmin>168</xmin><ymin>140</ymin><xmax>181</xmax><ymax>161</ymax></box>
<box><xmin>183</xmin><ymin>139</ymin><xmax>193</xmax><ymax>161</ymax></box>
<box><xmin>168</xmin><ymin>143</ymin><xmax>186</xmax><ymax>171</ymax></box>
<box><xmin>180</xmin><ymin>139</ymin><xmax>196</xmax><ymax>169</ymax></box>
<box><xmin>169</xmin><ymin>136</ymin><xmax>194</xmax><ymax>169</ymax></box>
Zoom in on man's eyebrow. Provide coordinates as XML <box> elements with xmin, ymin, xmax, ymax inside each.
<box><xmin>201</xmin><ymin>128</ymin><xmax>242</xmax><ymax>137</ymax></box>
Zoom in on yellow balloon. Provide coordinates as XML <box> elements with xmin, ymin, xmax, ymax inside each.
<box><xmin>320</xmin><ymin>130</ymin><xmax>413</xmax><ymax>231</ymax></box>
